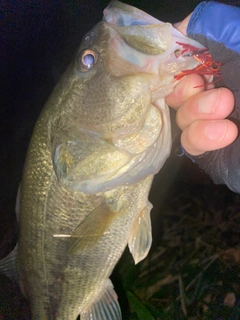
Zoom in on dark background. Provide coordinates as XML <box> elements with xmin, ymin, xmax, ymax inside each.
<box><xmin>0</xmin><ymin>0</ymin><xmax>240</xmax><ymax>318</ymax></box>
<box><xmin>0</xmin><ymin>0</ymin><xmax>204</xmax><ymax>253</ymax></box>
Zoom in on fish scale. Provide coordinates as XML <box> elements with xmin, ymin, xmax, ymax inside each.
<box><xmin>19</xmin><ymin>108</ymin><xmax>153</xmax><ymax>318</ymax></box>
<box><xmin>0</xmin><ymin>1</ymin><xmax>215</xmax><ymax>319</ymax></box>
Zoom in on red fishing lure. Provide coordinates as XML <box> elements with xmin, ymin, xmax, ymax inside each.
<box><xmin>174</xmin><ymin>42</ymin><xmax>221</xmax><ymax>81</ymax></box>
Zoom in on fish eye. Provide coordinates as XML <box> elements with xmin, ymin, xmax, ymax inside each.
<box><xmin>80</xmin><ymin>49</ymin><xmax>98</xmax><ymax>72</ymax></box>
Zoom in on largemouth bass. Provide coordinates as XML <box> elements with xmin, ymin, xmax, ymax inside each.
<box><xmin>0</xmin><ymin>1</ymin><xmax>207</xmax><ymax>319</ymax></box>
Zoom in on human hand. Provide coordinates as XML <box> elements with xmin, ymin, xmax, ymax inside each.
<box><xmin>166</xmin><ymin>17</ymin><xmax>238</xmax><ymax>156</ymax></box>
<box><xmin>167</xmin><ymin>1</ymin><xmax>240</xmax><ymax>193</ymax></box>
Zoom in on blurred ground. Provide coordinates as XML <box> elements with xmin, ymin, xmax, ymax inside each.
<box><xmin>0</xmin><ymin>1</ymin><xmax>240</xmax><ymax>319</ymax></box>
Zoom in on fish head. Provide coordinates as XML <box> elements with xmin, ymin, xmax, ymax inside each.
<box><xmin>50</xmin><ymin>1</ymin><xmax>205</xmax><ymax>194</ymax></box>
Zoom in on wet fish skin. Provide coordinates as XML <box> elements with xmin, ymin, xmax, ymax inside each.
<box><xmin>3</xmin><ymin>1</ymin><xmax>205</xmax><ymax>319</ymax></box>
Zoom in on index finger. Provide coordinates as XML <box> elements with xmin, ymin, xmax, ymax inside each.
<box><xmin>165</xmin><ymin>74</ymin><xmax>205</xmax><ymax>109</ymax></box>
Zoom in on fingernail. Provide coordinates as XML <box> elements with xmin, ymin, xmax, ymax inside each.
<box><xmin>198</xmin><ymin>89</ymin><xmax>220</xmax><ymax>113</ymax></box>
<box><xmin>205</xmin><ymin>121</ymin><xmax>227</xmax><ymax>141</ymax></box>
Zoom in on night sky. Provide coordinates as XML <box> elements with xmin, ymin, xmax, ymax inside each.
<box><xmin>0</xmin><ymin>0</ymin><xmax>240</xmax><ymax>318</ymax></box>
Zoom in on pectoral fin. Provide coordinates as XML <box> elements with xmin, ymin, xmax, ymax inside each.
<box><xmin>80</xmin><ymin>279</ymin><xmax>121</xmax><ymax>320</ymax></box>
<box><xmin>67</xmin><ymin>202</ymin><xmax>115</xmax><ymax>254</ymax></box>
<box><xmin>128</xmin><ymin>202</ymin><xmax>153</xmax><ymax>264</ymax></box>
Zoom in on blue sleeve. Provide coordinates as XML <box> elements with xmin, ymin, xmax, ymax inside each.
<box><xmin>183</xmin><ymin>1</ymin><xmax>240</xmax><ymax>194</ymax></box>
<box><xmin>187</xmin><ymin>1</ymin><xmax>240</xmax><ymax>54</ymax></box>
